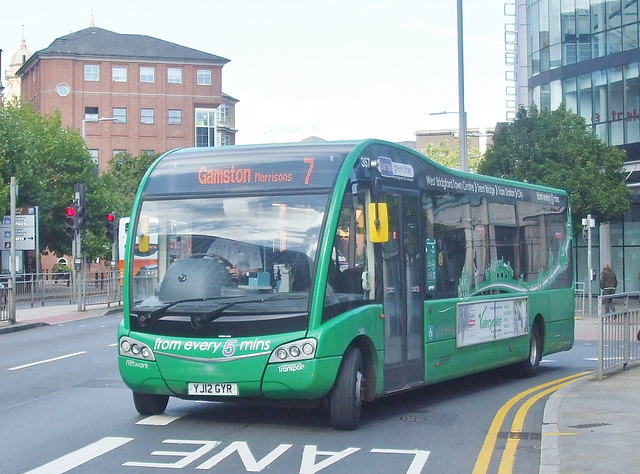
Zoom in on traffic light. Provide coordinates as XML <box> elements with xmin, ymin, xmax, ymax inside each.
<box><xmin>75</xmin><ymin>183</ymin><xmax>88</xmax><ymax>231</ymax></box>
<box><xmin>65</xmin><ymin>203</ymin><xmax>79</xmax><ymax>237</ymax></box>
<box><xmin>105</xmin><ymin>212</ymin><xmax>117</xmax><ymax>241</ymax></box>
<box><xmin>77</xmin><ymin>203</ymin><xmax>89</xmax><ymax>231</ymax></box>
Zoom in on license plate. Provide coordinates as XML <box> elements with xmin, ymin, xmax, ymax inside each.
<box><xmin>188</xmin><ymin>382</ymin><xmax>238</xmax><ymax>396</ymax></box>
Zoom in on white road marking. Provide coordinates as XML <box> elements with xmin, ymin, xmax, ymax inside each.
<box><xmin>136</xmin><ymin>414</ymin><xmax>182</xmax><ymax>426</ymax></box>
<box><xmin>24</xmin><ymin>437</ymin><xmax>432</xmax><ymax>473</ymax></box>
<box><xmin>7</xmin><ymin>351</ymin><xmax>87</xmax><ymax>371</ymax></box>
<box><xmin>24</xmin><ymin>436</ymin><xmax>133</xmax><ymax>474</ymax></box>
<box><xmin>370</xmin><ymin>449</ymin><xmax>430</xmax><ymax>474</ymax></box>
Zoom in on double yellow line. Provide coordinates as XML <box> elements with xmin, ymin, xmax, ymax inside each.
<box><xmin>473</xmin><ymin>371</ymin><xmax>592</xmax><ymax>474</ymax></box>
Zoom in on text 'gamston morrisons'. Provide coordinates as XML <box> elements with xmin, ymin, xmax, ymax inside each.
<box><xmin>198</xmin><ymin>166</ymin><xmax>293</xmax><ymax>185</ymax></box>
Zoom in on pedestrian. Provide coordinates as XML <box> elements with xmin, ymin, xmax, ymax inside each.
<box><xmin>600</xmin><ymin>263</ymin><xmax>617</xmax><ymax>316</ymax></box>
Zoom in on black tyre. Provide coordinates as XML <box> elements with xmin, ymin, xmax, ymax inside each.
<box><xmin>329</xmin><ymin>347</ymin><xmax>364</xmax><ymax>430</ymax></box>
<box><xmin>518</xmin><ymin>324</ymin><xmax>541</xmax><ymax>377</ymax></box>
<box><xmin>133</xmin><ymin>392</ymin><xmax>169</xmax><ymax>415</ymax></box>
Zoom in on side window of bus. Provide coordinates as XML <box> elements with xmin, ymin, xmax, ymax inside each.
<box><xmin>324</xmin><ymin>192</ymin><xmax>369</xmax><ymax>303</ymax></box>
<box><xmin>424</xmin><ymin>192</ymin><xmax>469</xmax><ymax>299</ymax></box>
<box><xmin>516</xmin><ymin>200</ymin><xmax>572</xmax><ymax>289</ymax></box>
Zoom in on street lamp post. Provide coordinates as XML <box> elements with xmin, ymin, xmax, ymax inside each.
<box><xmin>77</xmin><ymin>116</ymin><xmax>115</xmax><ymax>310</ymax></box>
<box><xmin>81</xmin><ymin>116</ymin><xmax>116</xmax><ymax>139</ymax></box>
<box><xmin>457</xmin><ymin>0</ymin><xmax>467</xmax><ymax>172</ymax></box>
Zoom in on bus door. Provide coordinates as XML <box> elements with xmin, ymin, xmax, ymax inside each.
<box><xmin>381</xmin><ymin>192</ymin><xmax>424</xmax><ymax>391</ymax></box>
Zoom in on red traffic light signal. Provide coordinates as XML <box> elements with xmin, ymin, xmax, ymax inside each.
<box><xmin>105</xmin><ymin>212</ymin><xmax>117</xmax><ymax>241</ymax></box>
<box><xmin>65</xmin><ymin>203</ymin><xmax>79</xmax><ymax>237</ymax></box>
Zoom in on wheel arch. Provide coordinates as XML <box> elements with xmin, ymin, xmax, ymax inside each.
<box><xmin>343</xmin><ymin>335</ymin><xmax>378</xmax><ymax>402</ymax></box>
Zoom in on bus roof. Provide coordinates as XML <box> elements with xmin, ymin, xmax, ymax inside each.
<box><xmin>140</xmin><ymin>139</ymin><xmax>569</xmax><ymax>203</ymax></box>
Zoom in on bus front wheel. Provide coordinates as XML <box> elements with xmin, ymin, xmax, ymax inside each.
<box><xmin>329</xmin><ymin>347</ymin><xmax>363</xmax><ymax>430</ymax></box>
<box><xmin>518</xmin><ymin>324</ymin><xmax>541</xmax><ymax>377</ymax></box>
<box><xmin>133</xmin><ymin>392</ymin><xmax>169</xmax><ymax>415</ymax></box>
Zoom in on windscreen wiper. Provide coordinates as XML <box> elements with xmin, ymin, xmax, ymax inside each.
<box><xmin>190</xmin><ymin>294</ymin><xmax>309</xmax><ymax>328</ymax></box>
<box><xmin>133</xmin><ymin>296</ymin><xmax>243</xmax><ymax>327</ymax></box>
<box><xmin>189</xmin><ymin>297</ymin><xmax>268</xmax><ymax>329</ymax></box>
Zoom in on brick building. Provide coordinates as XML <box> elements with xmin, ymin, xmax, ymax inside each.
<box><xmin>16</xmin><ymin>27</ymin><xmax>237</xmax><ymax>172</ymax></box>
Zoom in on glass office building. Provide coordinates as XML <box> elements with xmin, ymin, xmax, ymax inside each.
<box><xmin>515</xmin><ymin>0</ymin><xmax>640</xmax><ymax>294</ymax></box>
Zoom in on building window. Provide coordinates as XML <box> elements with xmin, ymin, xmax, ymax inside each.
<box><xmin>217</xmin><ymin>132</ymin><xmax>231</xmax><ymax>146</ymax></box>
<box><xmin>88</xmin><ymin>149</ymin><xmax>99</xmax><ymax>165</ymax></box>
<box><xmin>141</xmin><ymin>149</ymin><xmax>155</xmax><ymax>156</ymax></box>
<box><xmin>168</xmin><ymin>68</ymin><xmax>182</xmax><ymax>84</ymax></box>
<box><xmin>85</xmin><ymin>107</ymin><xmax>99</xmax><ymax>122</ymax></box>
<box><xmin>140</xmin><ymin>67</ymin><xmax>155</xmax><ymax>83</ymax></box>
<box><xmin>56</xmin><ymin>84</ymin><xmax>70</xmax><ymax>97</ymax></box>
<box><xmin>141</xmin><ymin>108</ymin><xmax>155</xmax><ymax>124</ymax></box>
<box><xmin>112</xmin><ymin>66</ymin><xmax>127</xmax><ymax>82</ymax></box>
<box><xmin>113</xmin><ymin>149</ymin><xmax>127</xmax><ymax>157</ymax></box>
<box><xmin>197</xmin><ymin>70</ymin><xmax>212</xmax><ymax>85</ymax></box>
<box><xmin>84</xmin><ymin>65</ymin><xmax>99</xmax><ymax>81</ymax></box>
<box><xmin>195</xmin><ymin>108</ymin><xmax>216</xmax><ymax>146</ymax></box>
<box><xmin>217</xmin><ymin>104</ymin><xmax>229</xmax><ymax>123</ymax></box>
<box><xmin>168</xmin><ymin>109</ymin><xmax>182</xmax><ymax>125</ymax></box>
<box><xmin>623</xmin><ymin>24</ymin><xmax>639</xmax><ymax>51</ymax></box>
<box><xmin>113</xmin><ymin>108</ymin><xmax>127</xmax><ymax>124</ymax></box>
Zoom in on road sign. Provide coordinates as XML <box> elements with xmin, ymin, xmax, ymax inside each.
<box><xmin>0</xmin><ymin>211</ymin><xmax>36</xmax><ymax>251</ymax></box>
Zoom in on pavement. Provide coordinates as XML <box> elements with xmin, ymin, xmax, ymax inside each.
<box><xmin>0</xmin><ymin>303</ymin><xmax>122</xmax><ymax>334</ymax></box>
<box><xmin>1</xmin><ymin>303</ymin><xmax>639</xmax><ymax>473</ymax></box>
<box><xmin>539</xmin><ymin>313</ymin><xmax>640</xmax><ymax>474</ymax></box>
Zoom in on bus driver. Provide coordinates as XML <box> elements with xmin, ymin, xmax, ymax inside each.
<box><xmin>206</xmin><ymin>238</ymin><xmax>262</xmax><ymax>280</ymax></box>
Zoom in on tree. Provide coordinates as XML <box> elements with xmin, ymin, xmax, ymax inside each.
<box><xmin>88</xmin><ymin>151</ymin><xmax>158</xmax><ymax>259</ymax></box>
<box><xmin>96</xmin><ymin>151</ymin><xmax>157</xmax><ymax>217</ymax></box>
<box><xmin>478</xmin><ymin>104</ymin><xmax>630</xmax><ymax>232</ymax></box>
<box><xmin>0</xmin><ymin>101</ymin><xmax>98</xmax><ymax>257</ymax></box>
<box><xmin>421</xmin><ymin>138</ymin><xmax>483</xmax><ymax>171</ymax></box>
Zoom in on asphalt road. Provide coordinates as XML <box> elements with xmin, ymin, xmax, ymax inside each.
<box><xmin>0</xmin><ymin>314</ymin><xmax>596</xmax><ymax>473</ymax></box>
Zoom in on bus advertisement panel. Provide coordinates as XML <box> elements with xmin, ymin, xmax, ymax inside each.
<box><xmin>118</xmin><ymin>140</ymin><xmax>574</xmax><ymax>430</ymax></box>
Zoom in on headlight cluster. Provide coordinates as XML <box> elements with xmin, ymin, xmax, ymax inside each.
<box><xmin>268</xmin><ymin>338</ymin><xmax>317</xmax><ymax>363</ymax></box>
<box><xmin>120</xmin><ymin>336</ymin><xmax>155</xmax><ymax>361</ymax></box>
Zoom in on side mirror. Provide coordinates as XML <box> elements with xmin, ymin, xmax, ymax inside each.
<box><xmin>368</xmin><ymin>202</ymin><xmax>389</xmax><ymax>243</ymax></box>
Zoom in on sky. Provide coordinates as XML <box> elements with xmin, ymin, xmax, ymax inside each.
<box><xmin>1</xmin><ymin>0</ymin><xmax>511</xmax><ymax>145</ymax></box>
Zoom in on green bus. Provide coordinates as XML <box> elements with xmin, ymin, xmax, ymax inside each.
<box><xmin>117</xmin><ymin>139</ymin><xmax>574</xmax><ymax>430</ymax></box>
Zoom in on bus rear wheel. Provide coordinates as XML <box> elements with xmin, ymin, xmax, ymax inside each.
<box><xmin>518</xmin><ymin>324</ymin><xmax>541</xmax><ymax>377</ymax></box>
<box><xmin>133</xmin><ymin>392</ymin><xmax>169</xmax><ymax>415</ymax></box>
<box><xmin>329</xmin><ymin>347</ymin><xmax>363</xmax><ymax>430</ymax></box>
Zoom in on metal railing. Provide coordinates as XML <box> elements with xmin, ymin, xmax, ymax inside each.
<box><xmin>0</xmin><ymin>287</ymin><xmax>10</xmax><ymax>323</ymax></box>
<box><xmin>0</xmin><ymin>271</ymin><xmax>121</xmax><ymax>316</ymax></box>
<box><xmin>597</xmin><ymin>291</ymin><xmax>640</xmax><ymax>379</ymax></box>
<box><xmin>14</xmin><ymin>272</ymin><xmax>75</xmax><ymax>307</ymax></box>
<box><xmin>575</xmin><ymin>281</ymin><xmax>585</xmax><ymax>316</ymax></box>
<box><xmin>83</xmin><ymin>271</ymin><xmax>123</xmax><ymax>307</ymax></box>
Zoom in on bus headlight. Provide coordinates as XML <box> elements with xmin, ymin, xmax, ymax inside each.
<box><xmin>268</xmin><ymin>338</ymin><xmax>317</xmax><ymax>363</ymax></box>
<box><xmin>301</xmin><ymin>342</ymin><xmax>315</xmax><ymax>356</ymax></box>
<box><xmin>119</xmin><ymin>336</ymin><xmax>156</xmax><ymax>361</ymax></box>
